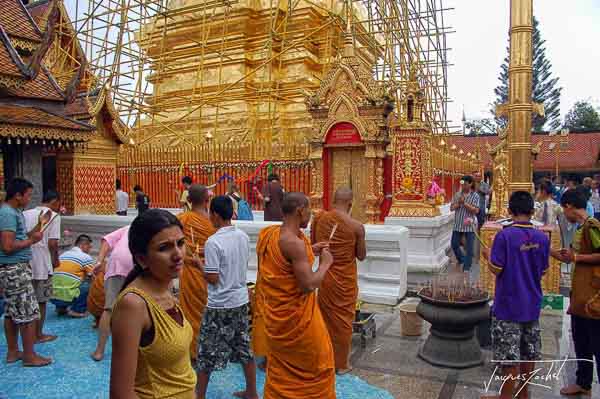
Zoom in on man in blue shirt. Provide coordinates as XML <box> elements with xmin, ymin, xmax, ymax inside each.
<box><xmin>0</xmin><ymin>178</ymin><xmax>51</xmax><ymax>367</ymax></box>
<box><xmin>482</xmin><ymin>191</ymin><xmax>551</xmax><ymax>399</ymax></box>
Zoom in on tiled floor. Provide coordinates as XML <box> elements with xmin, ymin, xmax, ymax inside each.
<box><xmin>0</xmin><ymin>305</ymin><xmax>394</xmax><ymax>399</ymax></box>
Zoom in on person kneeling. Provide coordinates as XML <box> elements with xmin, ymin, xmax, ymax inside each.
<box><xmin>482</xmin><ymin>191</ymin><xmax>551</xmax><ymax>399</ymax></box>
<box><xmin>51</xmin><ymin>235</ymin><xmax>95</xmax><ymax>318</ymax></box>
<box><xmin>195</xmin><ymin>196</ymin><xmax>258</xmax><ymax>399</ymax></box>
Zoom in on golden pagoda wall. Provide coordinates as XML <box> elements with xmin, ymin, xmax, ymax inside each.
<box><xmin>136</xmin><ymin>0</ymin><xmax>375</xmax><ymax>155</ymax></box>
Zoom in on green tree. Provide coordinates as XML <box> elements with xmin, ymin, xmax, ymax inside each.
<box><xmin>564</xmin><ymin>101</ymin><xmax>600</xmax><ymax>130</ymax></box>
<box><xmin>464</xmin><ymin>118</ymin><xmax>497</xmax><ymax>136</ymax></box>
<box><xmin>492</xmin><ymin>17</ymin><xmax>562</xmax><ymax>132</ymax></box>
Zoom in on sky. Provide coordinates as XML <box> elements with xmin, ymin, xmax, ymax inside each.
<box><xmin>445</xmin><ymin>0</ymin><xmax>600</xmax><ymax>130</ymax></box>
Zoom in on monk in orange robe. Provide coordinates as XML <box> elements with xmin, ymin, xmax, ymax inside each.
<box><xmin>311</xmin><ymin>187</ymin><xmax>366</xmax><ymax>374</ymax></box>
<box><xmin>87</xmin><ymin>270</ymin><xmax>105</xmax><ymax>328</ymax></box>
<box><xmin>251</xmin><ymin>268</ymin><xmax>268</xmax><ymax>368</ymax></box>
<box><xmin>177</xmin><ymin>184</ymin><xmax>216</xmax><ymax>359</ymax></box>
<box><xmin>257</xmin><ymin>192</ymin><xmax>336</xmax><ymax>399</ymax></box>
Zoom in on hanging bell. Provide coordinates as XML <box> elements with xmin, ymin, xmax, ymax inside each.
<box><xmin>7</xmin><ymin>138</ymin><xmax>11</xmax><ymax>144</ymax></box>
<box><xmin>16</xmin><ymin>138</ymin><xmax>21</xmax><ymax>145</ymax></box>
<box><xmin>25</xmin><ymin>138</ymin><xmax>29</xmax><ymax>145</ymax></box>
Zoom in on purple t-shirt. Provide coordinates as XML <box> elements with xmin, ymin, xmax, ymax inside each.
<box><xmin>490</xmin><ymin>224</ymin><xmax>550</xmax><ymax>322</ymax></box>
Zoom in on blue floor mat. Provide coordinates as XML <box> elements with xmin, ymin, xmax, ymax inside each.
<box><xmin>0</xmin><ymin>304</ymin><xmax>393</xmax><ymax>399</ymax></box>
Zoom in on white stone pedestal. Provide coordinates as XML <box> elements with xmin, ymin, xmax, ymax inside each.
<box><xmin>62</xmin><ymin>215</ymin><xmax>408</xmax><ymax>305</ymax></box>
<box><xmin>385</xmin><ymin>205</ymin><xmax>454</xmax><ymax>275</ymax></box>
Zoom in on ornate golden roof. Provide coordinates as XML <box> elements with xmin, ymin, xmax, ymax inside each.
<box><xmin>0</xmin><ymin>0</ymin><xmax>126</xmax><ymax>145</ymax></box>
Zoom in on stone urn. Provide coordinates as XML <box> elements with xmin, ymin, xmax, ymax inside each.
<box><xmin>417</xmin><ymin>293</ymin><xmax>490</xmax><ymax>369</ymax></box>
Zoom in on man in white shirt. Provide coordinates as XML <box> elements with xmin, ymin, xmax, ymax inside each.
<box><xmin>195</xmin><ymin>195</ymin><xmax>257</xmax><ymax>399</ymax></box>
<box><xmin>115</xmin><ymin>179</ymin><xmax>129</xmax><ymax>216</ymax></box>
<box><xmin>23</xmin><ymin>190</ymin><xmax>61</xmax><ymax>343</ymax></box>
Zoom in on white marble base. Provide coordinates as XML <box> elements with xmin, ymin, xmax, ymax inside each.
<box><xmin>62</xmin><ymin>215</ymin><xmax>408</xmax><ymax>305</ymax></box>
<box><xmin>384</xmin><ymin>207</ymin><xmax>454</xmax><ymax>274</ymax></box>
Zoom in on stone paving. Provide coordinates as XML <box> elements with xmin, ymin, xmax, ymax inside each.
<box><xmin>351</xmin><ymin>261</ymin><xmax>599</xmax><ymax>399</ymax></box>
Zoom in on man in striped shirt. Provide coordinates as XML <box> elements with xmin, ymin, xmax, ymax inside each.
<box><xmin>450</xmin><ymin>176</ymin><xmax>480</xmax><ymax>272</ymax></box>
<box><xmin>50</xmin><ymin>235</ymin><xmax>95</xmax><ymax>317</ymax></box>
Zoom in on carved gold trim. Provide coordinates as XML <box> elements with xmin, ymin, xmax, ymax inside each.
<box><xmin>0</xmin><ymin>125</ymin><xmax>92</xmax><ymax>142</ymax></box>
<box><xmin>388</xmin><ymin>201</ymin><xmax>440</xmax><ymax>217</ymax></box>
<box><xmin>0</xmin><ymin>74</ymin><xmax>25</xmax><ymax>89</ymax></box>
<box><xmin>10</xmin><ymin>37</ymin><xmax>38</xmax><ymax>53</ymax></box>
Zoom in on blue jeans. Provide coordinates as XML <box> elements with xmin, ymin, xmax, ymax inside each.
<box><xmin>451</xmin><ymin>231</ymin><xmax>475</xmax><ymax>271</ymax></box>
<box><xmin>51</xmin><ymin>281</ymin><xmax>90</xmax><ymax>314</ymax></box>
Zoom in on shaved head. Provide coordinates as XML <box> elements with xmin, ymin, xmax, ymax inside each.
<box><xmin>188</xmin><ymin>184</ymin><xmax>209</xmax><ymax>205</ymax></box>
<box><xmin>333</xmin><ymin>187</ymin><xmax>353</xmax><ymax>204</ymax></box>
<box><xmin>282</xmin><ymin>192</ymin><xmax>309</xmax><ymax>215</ymax></box>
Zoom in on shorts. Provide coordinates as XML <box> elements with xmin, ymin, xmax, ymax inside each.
<box><xmin>492</xmin><ymin>318</ymin><xmax>541</xmax><ymax>362</ymax></box>
<box><xmin>32</xmin><ymin>278</ymin><xmax>53</xmax><ymax>303</ymax></box>
<box><xmin>0</xmin><ymin>262</ymin><xmax>40</xmax><ymax>324</ymax></box>
<box><xmin>104</xmin><ymin>276</ymin><xmax>126</xmax><ymax>310</ymax></box>
<box><xmin>196</xmin><ymin>304</ymin><xmax>253</xmax><ymax>372</ymax></box>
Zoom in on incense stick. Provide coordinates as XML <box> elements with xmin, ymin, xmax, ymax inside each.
<box><xmin>329</xmin><ymin>224</ymin><xmax>338</xmax><ymax>242</ymax></box>
<box><xmin>40</xmin><ymin>213</ymin><xmax>58</xmax><ymax>233</ymax></box>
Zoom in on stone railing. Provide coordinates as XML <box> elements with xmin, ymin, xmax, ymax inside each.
<box><xmin>62</xmin><ymin>215</ymin><xmax>408</xmax><ymax>305</ymax></box>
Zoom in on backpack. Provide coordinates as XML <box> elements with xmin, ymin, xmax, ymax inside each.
<box><xmin>236</xmin><ymin>198</ymin><xmax>254</xmax><ymax>221</ymax></box>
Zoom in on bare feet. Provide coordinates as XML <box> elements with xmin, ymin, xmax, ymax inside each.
<box><xmin>90</xmin><ymin>352</ymin><xmax>104</xmax><ymax>362</ymax></box>
<box><xmin>559</xmin><ymin>384</ymin><xmax>591</xmax><ymax>396</ymax></box>
<box><xmin>23</xmin><ymin>354</ymin><xmax>52</xmax><ymax>367</ymax></box>
<box><xmin>336</xmin><ymin>367</ymin><xmax>353</xmax><ymax>375</ymax></box>
<box><xmin>68</xmin><ymin>310</ymin><xmax>87</xmax><ymax>318</ymax></box>
<box><xmin>36</xmin><ymin>334</ymin><xmax>58</xmax><ymax>344</ymax></box>
<box><xmin>233</xmin><ymin>391</ymin><xmax>259</xmax><ymax>399</ymax></box>
<box><xmin>6</xmin><ymin>350</ymin><xmax>23</xmax><ymax>364</ymax></box>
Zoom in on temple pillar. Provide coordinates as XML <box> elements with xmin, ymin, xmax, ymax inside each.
<box><xmin>507</xmin><ymin>0</ymin><xmax>534</xmax><ymax>195</ymax></box>
<box><xmin>309</xmin><ymin>141</ymin><xmax>324</xmax><ymax>211</ymax></box>
<box><xmin>22</xmin><ymin>145</ymin><xmax>44</xmax><ymax>207</ymax></box>
<box><xmin>364</xmin><ymin>143</ymin><xmax>386</xmax><ymax>224</ymax></box>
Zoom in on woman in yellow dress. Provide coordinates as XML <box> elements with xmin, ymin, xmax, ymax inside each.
<box><xmin>110</xmin><ymin>209</ymin><xmax>197</xmax><ymax>399</ymax></box>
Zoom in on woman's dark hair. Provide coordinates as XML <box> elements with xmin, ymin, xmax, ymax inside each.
<box><xmin>121</xmin><ymin>209</ymin><xmax>183</xmax><ymax>291</ymax></box>
<box><xmin>181</xmin><ymin>176</ymin><xmax>193</xmax><ymax>185</ymax></box>
<box><xmin>508</xmin><ymin>191</ymin><xmax>534</xmax><ymax>216</ymax></box>
<box><xmin>133</xmin><ymin>184</ymin><xmax>142</xmax><ymax>192</ymax></box>
<box><xmin>116</xmin><ymin>179</ymin><xmax>122</xmax><ymax>190</ymax></box>
<box><xmin>267</xmin><ymin>174</ymin><xmax>280</xmax><ymax>182</ymax></box>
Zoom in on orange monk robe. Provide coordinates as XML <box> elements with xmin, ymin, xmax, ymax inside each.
<box><xmin>177</xmin><ymin>211</ymin><xmax>216</xmax><ymax>359</ymax></box>
<box><xmin>311</xmin><ymin>211</ymin><xmax>358</xmax><ymax>370</ymax></box>
<box><xmin>257</xmin><ymin>226</ymin><xmax>335</xmax><ymax>399</ymax></box>
<box><xmin>251</xmin><ymin>270</ymin><xmax>268</xmax><ymax>357</ymax></box>
<box><xmin>87</xmin><ymin>270</ymin><xmax>105</xmax><ymax>323</ymax></box>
